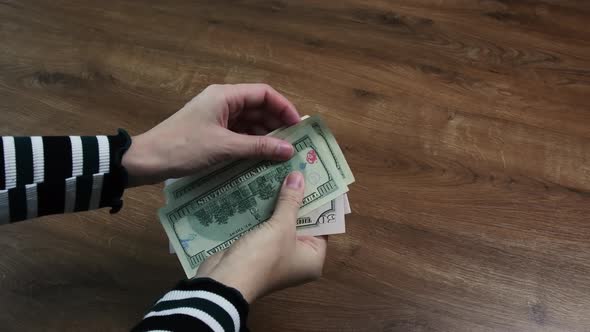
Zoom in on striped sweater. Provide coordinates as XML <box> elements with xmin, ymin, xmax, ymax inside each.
<box><xmin>0</xmin><ymin>133</ymin><xmax>250</xmax><ymax>331</ymax></box>
<box><xmin>133</xmin><ymin>278</ymin><xmax>249</xmax><ymax>332</ymax></box>
<box><xmin>0</xmin><ymin>131</ymin><xmax>130</xmax><ymax>222</ymax></box>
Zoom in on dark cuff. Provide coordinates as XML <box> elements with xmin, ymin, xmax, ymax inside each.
<box><xmin>102</xmin><ymin>129</ymin><xmax>131</xmax><ymax>213</ymax></box>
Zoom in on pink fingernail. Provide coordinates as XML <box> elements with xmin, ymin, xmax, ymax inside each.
<box><xmin>285</xmin><ymin>172</ymin><xmax>303</xmax><ymax>189</ymax></box>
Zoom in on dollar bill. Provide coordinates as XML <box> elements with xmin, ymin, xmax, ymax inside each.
<box><xmin>296</xmin><ymin>195</ymin><xmax>345</xmax><ymax>237</ymax></box>
<box><xmin>165</xmin><ymin>183</ymin><xmax>349</xmax><ymax>254</ymax></box>
<box><xmin>272</xmin><ymin>116</ymin><xmax>354</xmax><ymax>185</ymax></box>
<box><xmin>160</xmin><ymin>120</ymin><xmax>352</xmax><ymax>277</ymax></box>
<box><xmin>344</xmin><ymin>193</ymin><xmax>351</xmax><ymax>214</ymax></box>
<box><xmin>169</xmin><ymin>196</ymin><xmax>346</xmax><ymax>253</ymax></box>
<box><xmin>165</xmin><ymin>115</ymin><xmax>353</xmax><ymax>202</ymax></box>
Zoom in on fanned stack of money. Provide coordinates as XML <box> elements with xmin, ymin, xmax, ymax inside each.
<box><xmin>160</xmin><ymin>116</ymin><xmax>355</xmax><ymax>278</ymax></box>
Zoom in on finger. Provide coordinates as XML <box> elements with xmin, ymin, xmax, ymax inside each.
<box><xmin>296</xmin><ymin>235</ymin><xmax>328</xmax><ymax>251</ymax></box>
<box><xmin>227</xmin><ymin>133</ymin><xmax>294</xmax><ymax>160</ymax></box>
<box><xmin>291</xmin><ymin>236</ymin><xmax>328</xmax><ymax>280</ymax></box>
<box><xmin>263</xmin><ymin>116</ymin><xmax>283</xmax><ymax>131</ymax></box>
<box><xmin>248</xmin><ymin>124</ymin><xmax>269</xmax><ymax>136</ymax></box>
<box><xmin>240</xmin><ymin>109</ymin><xmax>264</xmax><ymax>123</ymax></box>
<box><xmin>269</xmin><ymin>172</ymin><xmax>304</xmax><ymax>228</ymax></box>
<box><xmin>316</xmin><ymin>235</ymin><xmax>328</xmax><ymax>243</ymax></box>
<box><xmin>231</xmin><ymin>120</ymin><xmax>262</xmax><ymax>134</ymax></box>
<box><xmin>224</xmin><ymin>84</ymin><xmax>301</xmax><ymax>125</ymax></box>
<box><xmin>231</xmin><ymin>121</ymin><xmax>249</xmax><ymax>134</ymax></box>
<box><xmin>237</xmin><ymin>109</ymin><xmax>283</xmax><ymax>132</ymax></box>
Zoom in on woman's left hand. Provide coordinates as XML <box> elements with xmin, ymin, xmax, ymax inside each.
<box><xmin>122</xmin><ymin>83</ymin><xmax>301</xmax><ymax>186</ymax></box>
<box><xmin>196</xmin><ymin>171</ymin><xmax>328</xmax><ymax>303</ymax></box>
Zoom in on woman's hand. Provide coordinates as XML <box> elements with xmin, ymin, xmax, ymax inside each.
<box><xmin>122</xmin><ymin>84</ymin><xmax>301</xmax><ymax>187</ymax></box>
<box><xmin>195</xmin><ymin>171</ymin><xmax>328</xmax><ymax>303</ymax></box>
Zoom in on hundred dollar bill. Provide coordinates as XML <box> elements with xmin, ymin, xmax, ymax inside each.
<box><xmin>272</xmin><ymin>116</ymin><xmax>354</xmax><ymax>185</ymax></box>
<box><xmin>169</xmin><ymin>195</ymin><xmax>347</xmax><ymax>254</ymax></box>
<box><xmin>165</xmin><ymin>131</ymin><xmax>348</xmax><ymax>216</ymax></box>
<box><xmin>164</xmin><ymin>117</ymin><xmax>353</xmax><ymax>251</ymax></box>
<box><xmin>160</xmin><ymin>124</ymin><xmax>351</xmax><ymax>277</ymax></box>
<box><xmin>165</xmin><ymin>183</ymin><xmax>348</xmax><ymax>254</ymax></box>
<box><xmin>165</xmin><ymin>115</ymin><xmax>353</xmax><ymax>202</ymax></box>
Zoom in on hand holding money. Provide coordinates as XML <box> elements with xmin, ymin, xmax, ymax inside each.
<box><xmin>122</xmin><ymin>84</ymin><xmax>301</xmax><ymax>187</ymax></box>
<box><xmin>160</xmin><ymin>115</ymin><xmax>355</xmax><ymax>278</ymax></box>
<box><xmin>196</xmin><ymin>171</ymin><xmax>327</xmax><ymax>303</ymax></box>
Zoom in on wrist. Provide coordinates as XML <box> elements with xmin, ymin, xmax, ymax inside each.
<box><xmin>196</xmin><ymin>262</ymin><xmax>261</xmax><ymax>304</ymax></box>
<box><xmin>122</xmin><ymin>133</ymin><xmax>169</xmax><ymax>187</ymax></box>
<box><xmin>208</xmin><ymin>271</ymin><xmax>258</xmax><ymax>304</ymax></box>
<box><xmin>176</xmin><ymin>277</ymin><xmax>250</xmax><ymax>326</ymax></box>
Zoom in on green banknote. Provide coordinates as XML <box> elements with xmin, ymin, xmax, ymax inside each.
<box><xmin>166</xmin><ymin>115</ymin><xmax>353</xmax><ymax>201</ymax></box>
<box><xmin>160</xmin><ymin>122</ymin><xmax>352</xmax><ymax>277</ymax></box>
<box><xmin>164</xmin><ymin>115</ymin><xmax>352</xmax><ymax>229</ymax></box>
<box><xmin>272</xmin><ymin>116</ymin><xmax>354</xmax><ymax>185</ymax></box>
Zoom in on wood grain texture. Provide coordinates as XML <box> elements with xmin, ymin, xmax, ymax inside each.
<box><xmin>1</xmin><ymin>0</ymin><xmax>589</xmax><ymax>331</ymax></box>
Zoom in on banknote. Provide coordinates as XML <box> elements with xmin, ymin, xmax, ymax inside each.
<box><xmin>165</xmin><ymin>115</ymin><xmax>353</xmax><ymax>202</ymax></box>
<box><xmin>167</xmin><ymin>176</ymin><xmax>350</xmax><ymax>224</ymax></box>
<box><xmin>344</xmin><ymin>193</ymin><xmax>351</xmax><ymax>214</ymax></box>
<box><xmin>164</xmin><ymin>117</ymin><xmax>349</xmax><ymax>214</ymax></box>
<box><xmin>296</xmin><ymin>195</ymin><xmax>345</xmax><ymax>237</ymax></box>
<box><xmin>169</xmin><ymin>195</ymin><xmax>347</xmax><ymax>254</ymax></box>
<box><xmin>272</xmin><ymin>116</ymin><xmax>354</xmax><ymax>185</ymax></box>
<box><xmin>165</xmin><ymin>183</ymin><xmax>349</xmax><ymax>254</ymax></box>
<box><xmin>160</xmin><ymin>122</ymin><xmax>352</xmax><ymax>277</ymax></box>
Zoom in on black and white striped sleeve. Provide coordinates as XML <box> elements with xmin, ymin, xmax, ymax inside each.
<box><xmin>132</xmin><ymin>278</ymin><xmax>250</xmax><ymax>332</ymax></box>
<box><xmin>0</xmin><ymin>130</ymin><xmax>131</xmax><ymax>224</ymax></box>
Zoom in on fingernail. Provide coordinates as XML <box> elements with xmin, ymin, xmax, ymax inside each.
<box><xmin>285</xmin><ymin>172</ymin><xmax>303</xmax><ymax>189</ymax></box>
<box><xmin>275</xmin><ymin>142</ymin><xmax>293</xmax><ymax>159</ymax></box>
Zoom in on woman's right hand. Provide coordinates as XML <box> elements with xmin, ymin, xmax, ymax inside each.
<box><xmin>195</xmin><ymin>171</ymin><xmax>328</xmax><ymax>303</ymax></box>
<box><xmin>122</xmin><ymin>84</ymin><xmax>300</xmax><ymax>187</ymax></box>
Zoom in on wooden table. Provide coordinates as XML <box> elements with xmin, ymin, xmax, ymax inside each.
<box><xmin>1</xmin><ymin>1</ymin><xmax>589</xmax><ymax>331</ymax></box>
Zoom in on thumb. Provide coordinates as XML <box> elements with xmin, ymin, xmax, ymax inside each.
<box><xmin>228</xmin><ymin>133</ymin><xmax>294</xmax><ymax>160</ymax></box>
<box><xmin>269</xmin><ymin>172</ymin><xmax>305</xmax><ymax>228</ymax></box>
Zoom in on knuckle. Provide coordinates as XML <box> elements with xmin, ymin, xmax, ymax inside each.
<box><xmin>260</xmin><ymin>218</ymin><xmax>277</xmax><ymax>232</ymax></box>
<box><xmin>212</xmin><ymin>144</ymin><xmax>234</xmax><ymax>165</ymax></box>
<box><xmin>261</xmin><ymin>217</ymin><xmax>290</xmax><ymax>238</ymax></box>
<box><xmin>278</xmin><ymin>191</ymin><xmax>302</xmax><ymax>208</ymax></box>
<box><xmin>254</xmin><ymin>137</ymin><xmax>270</xmax><ymax>155</ymax></box>
<box><xmin>204</xmin><ymin>84</ymin><xmax>225</xmax><ymax>98</ymax></box>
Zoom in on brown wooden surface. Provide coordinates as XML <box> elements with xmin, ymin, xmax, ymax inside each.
<box><xmin>1</xmin><ymin>0</ymin><xmax>590</xmax><ymax>331</ymax></box>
